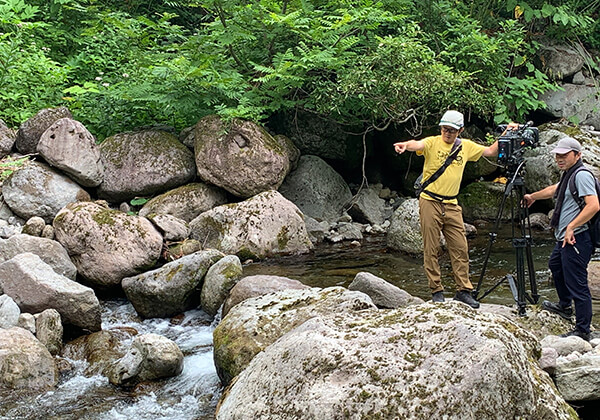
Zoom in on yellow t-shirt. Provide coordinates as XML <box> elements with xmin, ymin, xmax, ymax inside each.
<box><xmin>416</xmin><ymin>135</ymin><xmax>486</xmax><ymax>204</ymax></box>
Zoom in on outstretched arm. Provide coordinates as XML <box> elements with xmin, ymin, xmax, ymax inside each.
<box><xmin>523</xmin><ymin>184</ymin><xmax>558</xmax><ymax>207</ymax></box>
<box><xmin>393</xmin><ymin>139</ymin><xmax>425</xmax><ymax>154</ymax></box>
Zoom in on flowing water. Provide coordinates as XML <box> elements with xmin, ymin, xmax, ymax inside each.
<box><xmin>1</xmin><ymin>225</ymin><xmax>599</xmax><ymax>419</ymax></box>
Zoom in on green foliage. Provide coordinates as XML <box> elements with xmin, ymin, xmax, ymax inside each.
<box><xmin>0</xmin><ymin>154</ymin><xmax>30</xmax><ymax>183</ymax></box>
<box><xmin>0</xmin><ymin>0</ymin><xmax>598</xmax><ymax>137</ymax></box>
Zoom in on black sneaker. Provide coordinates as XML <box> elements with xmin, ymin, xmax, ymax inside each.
<box><xmin>560</xmin><ymin>329</ymin><xmax>590</xmax><ymax>341</ymax></box>
<box><xmin>541</xmin><ymin>300</ymin><xmax>573</xmax><ymax>320</ymax></box>
<box><xmin>432</xmin><ymin>291</ymin><xmax>445</xmax><ymax>303</ymax></box>
<box><xmin>454</xmin><ymin>290</ymin><xmax>480</xmax><ymax>309</ymax></box>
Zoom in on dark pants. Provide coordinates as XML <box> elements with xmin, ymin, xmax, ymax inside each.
<box><xmin>548</xmin><ymin>231</ymin><xmax>593</xmax><ymax>334</ymax></box>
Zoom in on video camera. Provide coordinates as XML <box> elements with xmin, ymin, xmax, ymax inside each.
<box><xmin>496</xmin><ymin>122</ymin><xmax>539</xmax><ymax>170</ymax></box>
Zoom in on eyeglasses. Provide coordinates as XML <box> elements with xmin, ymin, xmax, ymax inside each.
<box><xmin>441</xmin><ymin>127</ymin><xmax>459</xmax><ymax>134</ymax></box>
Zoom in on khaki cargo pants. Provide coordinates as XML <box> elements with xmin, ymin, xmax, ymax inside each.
<box><xmin>419</xmin><ymin>197</ymin><xmax>473</xmax><ymax>293</ymax></box>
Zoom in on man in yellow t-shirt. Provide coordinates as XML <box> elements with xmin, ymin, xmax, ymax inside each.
<box><xmin>393</xmin><ymin>110</ymin><xmax>513</xmax><ymax>308</ymax></box>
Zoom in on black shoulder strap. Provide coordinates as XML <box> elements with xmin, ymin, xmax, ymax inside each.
<box><xmin>568</xmin><ymin>167</ymin><xmax>600</xmax><ymax>209</ymax></box>
<box><xmin>417</xmin><ymin>139</ymin><xmax>462</xmax><ymax>199</ymax></box>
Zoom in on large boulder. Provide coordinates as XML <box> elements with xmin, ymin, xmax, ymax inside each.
<box><xmin>0</xmin><ymin>234</ymin><xmax>77</xmax><ymax>279</ymax></box>
<box><xmin>222</xmin><ymin>275</ymin><xmax>309</xmax><ymax>317</ymax></box>
<box><xmin>213</xmin><ymin>286</ymin><xmax>375</xmax><ymax>385</ymax></box>
<box><xmin>216</xmin><ymin>302</ymin><xmax>576</xmax><ymax>419</ymax></box>
<box><xmin>347</xmin><ymin>186</ymin><xmax>386</xmax><ymax>225</ymax></box>
<box><xmin>37</xmin><ymin>118</ymin><xmax>104</xmax><ymax>187</ymax></box>
<box><xmin>2</xmin><ymin>161</ymin><xmax>91</xmax><ymax>223</ymax></box>
<box><xmin>538</xmin><ymin>42</ymin><xmax>585</xmax><ymax>80</ymax></box>
<box><xmin>458</xmin><ymin>181</ymin><xmax>509</xmax><ymax>221</ymax></box>
<box><xmin>554</xmin><ymin>352</ymin><xmax>600</xmax><ymax>401</ymax></box>
<box><xmin>122</xmin><ymin>249</ymin><xmax>224</xmax><ymax>318</ymax></box>
<box><xmin>53</xmin><ymin>201</ymin><xmax>163</xmax><ymax>288</ymax></box>
<box><xmin>15</xmin><ymin>107</ymin><xmax>72</xmax><ymax>154</ymax></box>
<box><xmin>98</xmin><ymin>129</ymin><xmax>195</xmax><ymax>202</ymax></box>
<box><xmin>278</xmin><ymin>155</ymin><xmax>353</xmax><ymax>222</ymax></box>
<box><xmin>0</xmin><ymin>327</ymin><xmax>58</xmax><ymax>391</ymax></box>
<box><xmin>540</xmin><ymin>83</ymin><xmax>600</xmax><ymax>128</ymax></box>
<box><xmin>138</xmin><ymin>182</ymin><xmax>228</xmax><ymax>222</ymax></box>
<box><xmin>189</xmin><ymin>190</ymin><xmax>313</xmax><ymax>260</ymax></box>
<box><xmin>107</xmin><ymin>333</ymin><xmax>184</xmax><ymax>386</ymax></box>
<box><xmin>193</xmin><ymin>115</ymin><xmax>293</xmax><ymax>198</ymax></box>
<box><xmin>0</xmin><ymin>253</ymin><xmax>101</xmax><ymax>332</ymax></box>
<box><xmin>386</xmin><ymin>198</ymin><xmax>423</xmax><ymax>254</ymax></box>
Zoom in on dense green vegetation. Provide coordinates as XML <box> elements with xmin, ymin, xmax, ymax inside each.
<box><xmin>0</xmin><ymin>0</ymin><xmax>598</xmax><ymax>139</ymax></box>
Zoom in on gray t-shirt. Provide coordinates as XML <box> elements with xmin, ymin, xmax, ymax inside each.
<box><xmin>556</xmin><ymin>170</ymin><xmax>597</xmax><ymax>241</ymax></box>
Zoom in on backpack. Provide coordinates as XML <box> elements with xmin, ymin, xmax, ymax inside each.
<box><xmin>568</xmin><ymin>167</ymin><xmax>600</xmax><ymax>249</ymax></box>
<box><xmin>414</xmin><ymin>138</ymin><xmax>462</xmax><ymax>200</ymax></box>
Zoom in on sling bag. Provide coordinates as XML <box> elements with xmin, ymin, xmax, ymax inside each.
<box><xmin>414</xmin><ymin>138</ymin><xmax>462</xmax><ymax>201</ymax></box>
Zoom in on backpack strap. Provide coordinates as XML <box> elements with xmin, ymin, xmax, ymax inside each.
<box><xmin>417</xmin><ymin>139</ymin><xmax>462</xmax><ymax>200</ymax></box>
<box><xmin>568</xmin><ymin>167</ymin><xmax>600</xmax><ymax>210</ymax></box>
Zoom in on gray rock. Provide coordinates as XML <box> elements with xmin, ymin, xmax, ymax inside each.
<box><xmin>35</xmin><ymin>308</ymin><xmax>63</xmax><ymax>355</ymax></box>
<box><xmin>0</xmin><ymin>253</ymin><xmax>101</xmax><ymax>331</ymax></box>
<box><xmin>107</xmin><ymin>333</ymin><xmax>183</xmax><ymax>385</ymax></box>
<box><xmin>98</xmin><ymin>129</ymin><xmax>196</xmax><ymax>202</ymax></box>
<box><xmin>2</xmin><ymin>161</ymin><xmax>91</xmax><ymax>223</ymax></box>
<box><xmin>0</xmin><ymin>327</ymin><xmax>58</xmax><ymax>390</ymax></box>
<box><xmin>216</xmin><ymin>303</ymin><xmax>576</xmax><ymax>419</ymax></box>
<box><xmin>279</xmin><ymin>155</ymin><xmax>352</xmax><ymax>222</ymax></box>
<box><xmin>540</xmin><ymin>83</ymin><xmax>600</xmax><ymax>127</ymax></box>
<box><xmin>540</xmin><ymin>335</ymin><xmax>593</xmax><ymax>357</ymax></box>
<box><xmin>347</xmin><ymin>187</ymin><xmax>387</xmax><ymax>225</ymax></box>
<box><xmin>222</xmin><ymin>275</ymin><xmax>309</xmax><ymax>317</ymax></box>
<box><xmin>122</xmin><ymin>249</ymin><xmax>224</xmax><ymax>318</ymax></box>
<box><xmin>189</xmin><ymin>190</ymin><xmax>313</xmax><ymax>259</ymax></box>
<box><xmin>37</xmin><ymin>118</ymin><xmax>104</xmax><ymax>187</ymax></box>
<box><xmin>555</xmin><ymin>353</ymin><xmax>600</xmax><ymax>401</ymax></box>
<box><xmin>15</xmin><ymin>107</ymin><xmax>72</xmax><ymax>154</ymax></box>
<box><xmin>213</xmin><ymin>286</ymin><xmax>375</xmax><ymax>385</ymax></box>
<box><xmin>53</xmin><ymin>201</ymin><xmax>163</xmax><ymax>288</ymax></box>
<box><xmin>0</xmin><ymin>294</ymin><xmax>20</xmax><ymax>328</ymax></box>
<box><xmin>348</xmin><ymin>271</ymin><xmax>423</xmax><ymax>308</ymax></box>
<box><xmin>0</xmin><ymin>234</ymin><xmax>77</xmax><ymax>279</ymax></box>
<box><xmin>22</xmin><ymin>216</ymin><xmax>46</xmax><ymax>236</ymax></box>
<box><xmin>304</xmin><ymin>216</ymin><xmax>329</xmax><ymax>244</ymax></box>
<box><xmin>194</xmin><ymin>115</ymin><xmax>293</xmax><ymax>198</ymax></box>
<box><xmin>386</xmin><ymin>198</ymin><xmax>423</xmax><ymax>254</ymax></box>
<box><xmin>538</xmin><ymin>42</ymin><xmax>585</xmax><ymax>80</ymax></box>
<box><xmin>145</xmin><ymin>213</ymin><xmax>190</xmax><ymax>242</ymax></box>
<box><xmin>200</xmin><ymin>255</ymin><xmax>243</xmax><ymax>317</ymax></box>
<box><xmin>17</xmin><ymin>313</ymin><xmax>35</xmax><ymax>334</ymax></box>
<box><xmin>139</xmin><ymin>182</ymin><xmax>228</xmax><ymax>223</ymax></box>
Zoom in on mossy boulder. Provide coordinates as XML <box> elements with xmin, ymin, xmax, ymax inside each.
<box><xmin>98</xmin><ymin>129</ymin><xmax>195</xmax><ymax>202</ymax></box>
<box><xmin>53</xmin><ymin>201</ymin><xmax>163</xmax><ymax>288</ymax></box>
<box><xmin>139</xmin><ymin>182</ymin><xmax>228</xmax><ymax>222</ymax></box>
<box><xmin>216</xmin><ymin>302</ymin><xmax>577</xmax><ymax>420</ymax></box>
<box><xmin>122</xmin><ymin>249</ymin><xmax>225</xmax><ymax>318</ymax></box>
<box><xmin>189</xmin><ymin>190</ymin><xmax>313</xmax><ymax>259</ymax></box>
<box><xmin>458</xmin><ymin>181</ymin><xmax>508</xmax><ymax>222</ymax></box>
<box><xmin>194</xmin><ymin>115</ymin><xmax>293</xmax><ymax>198</ymax></box>
<box><xmin>213</xmin><ymin>286</ymin><xmax>375</xmax><ymax>386</ymax></box>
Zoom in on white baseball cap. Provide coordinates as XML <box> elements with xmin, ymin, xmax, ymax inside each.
<box><xmin>439</xmin><ymin>110</ymin><xmax>464</xmax><ymax>130</ymax></box>
<box><xmin>550</xmin><ymin>136</ymin><xmax>582</xmax><ymax>154</ymax></box>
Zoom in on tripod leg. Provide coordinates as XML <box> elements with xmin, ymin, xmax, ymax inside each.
<box><xmin>474</xmin><ymin>185</ymin><xmax>511</xmax><ymax>299</ymax></box>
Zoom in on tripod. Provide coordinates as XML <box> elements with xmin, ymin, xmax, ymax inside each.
<box><xmin>473</xmin><ymin>160</ymin><xmax>540</xmax><ymax>315</ymax></box>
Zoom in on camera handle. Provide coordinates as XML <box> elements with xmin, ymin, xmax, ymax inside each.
<box><xmin>472</xmin><ymin>160</ymin><xmax>540</xmax><ymax>316</ymax></box>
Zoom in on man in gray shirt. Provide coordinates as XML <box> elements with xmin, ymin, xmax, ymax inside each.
<box><xmin>524</xmin><ymin>137</ymin><xmax>599</xmax><ymax>341</ymax></box>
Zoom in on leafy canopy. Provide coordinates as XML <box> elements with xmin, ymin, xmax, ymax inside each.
<box><xmin>0</xmin><ymin>0</ymin><xmax>598</xmax><ymax>138</ymax></box>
